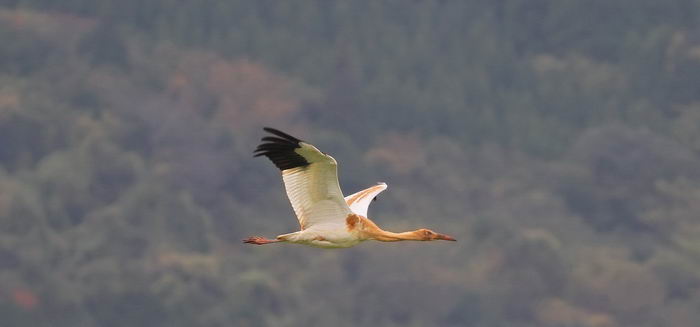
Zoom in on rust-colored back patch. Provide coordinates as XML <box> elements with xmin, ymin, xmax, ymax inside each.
<box><xmin>346</xmin><ymin>214</ymin><xmax>360</xmax><ymax>231</ymax></box>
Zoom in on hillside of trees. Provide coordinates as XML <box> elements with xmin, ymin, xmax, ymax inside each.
<box><xmin>1</xmin><ymin>1</ymin><xmax>700</xmax><ymax>326</ymax></box>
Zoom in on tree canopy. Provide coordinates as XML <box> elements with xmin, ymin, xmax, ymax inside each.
<box><xmin>1</xmin><ymin>1</ymin><xmax>700</xmax><ymax>326</ymax></box>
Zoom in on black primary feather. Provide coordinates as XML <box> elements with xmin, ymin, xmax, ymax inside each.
<box><xmin>254</xmin><ymin>127</ymin><xmax>310</xmax><ymax>170</ymax></box>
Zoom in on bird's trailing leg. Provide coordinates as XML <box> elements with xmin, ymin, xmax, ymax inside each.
<box><xmin>242</xmin><ymin>236</ymin><xmax>281</xmax><ymax>245</ymax></box>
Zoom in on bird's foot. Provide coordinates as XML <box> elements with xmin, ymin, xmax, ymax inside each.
<box><xmin>242</xmin><ymin>236</ymin><xmax>279</xmax><ymax>245</ymax></box>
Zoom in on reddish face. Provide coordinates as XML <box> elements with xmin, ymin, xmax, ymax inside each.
<box><xmin>420</xmin><ymin>229</ymin><xmax>457</xmax><ymax>241</ymax></box>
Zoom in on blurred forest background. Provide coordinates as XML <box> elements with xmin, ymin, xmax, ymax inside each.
<box><xmin>1</xmin><ymin>1</ymin><xmax>700</xmax><ymax>326</ymax></box>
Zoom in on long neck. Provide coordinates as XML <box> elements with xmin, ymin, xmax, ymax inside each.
<box><xmin>352</xmin><ymin>215</ymin><xmax>423</xmax><ymax>242</ymax></box>
<box><xmin>372</xmin><ymin>230</ymin><xmax>422</xmax><ymax>242</ymax></box>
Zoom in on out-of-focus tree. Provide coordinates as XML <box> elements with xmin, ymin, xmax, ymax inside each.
<box><xmin>0</xmin><ymin>1</ymin><xmax>699</xmax><ymax>326</ymax></box>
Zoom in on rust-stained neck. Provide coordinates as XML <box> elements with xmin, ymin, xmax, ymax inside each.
<box><xmin>345</xmin><ymin>214</ymin><xmax>455</xmax><ymax>242</ymax></box>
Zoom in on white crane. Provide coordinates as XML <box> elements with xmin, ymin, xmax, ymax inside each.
<box><xmin>243</xmin><ymin>127</ymin><xmax>456</xmax><ymax>248</ymax></box>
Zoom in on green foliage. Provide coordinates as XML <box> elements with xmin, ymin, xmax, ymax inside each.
<box><xmin>1</xmin><ymin>1</ymin><xmax>700</xmax><ymax>326</ymax></box>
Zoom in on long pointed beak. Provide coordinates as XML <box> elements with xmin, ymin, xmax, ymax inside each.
<box><xmin>436</xmin><ymin>233</ymin><xmax>457</xmax><ymax>241</ymax></box>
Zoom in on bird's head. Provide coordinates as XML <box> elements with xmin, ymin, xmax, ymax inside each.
<box><xmin>415</xmin><ymin>228</ymin><xmax>457</xmax><ymax>242</ymax></box>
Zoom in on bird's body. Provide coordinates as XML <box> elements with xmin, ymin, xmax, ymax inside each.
<box><xmin>273</xmin><ymin>225</ymin><xmax>362</xmax><ymax>249</ymax></box>
<box><xmin>244</xmin><ymin>127</ymin><xmax>456</xmax><ymax>248</ymax></box>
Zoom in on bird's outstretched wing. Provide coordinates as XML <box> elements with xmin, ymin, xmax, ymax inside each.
<box><xmin>344</xmin><ymin>183</ymin><xmax>387</xmax><ymax>217</ymax></box>
<box><xmin>254</xmin><ymin>127</ymin><xmax>351</xmax><ymax>229</ymax></box>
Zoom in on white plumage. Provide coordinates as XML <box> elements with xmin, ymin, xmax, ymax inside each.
<box><xmin>244</xmin><ymin>127</ymin><xmax>456</xmax><ymax>248</ymax></box>
<box><xmin>281</xmin><ymin>143</ymin><xmax>350</xmax><ymax>230</ymax></box>
<box><xmin>345</xmin><ymin>182</ymin><xmax>387</xmax><ymax>217</ymax></box>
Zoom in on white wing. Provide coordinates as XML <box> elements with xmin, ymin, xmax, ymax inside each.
<box><xmin>344</xmin><ymin>183</ymin><xmax>387</xmax><ymax>217</ymax></box>
<box><xmin>254</xmin><ymin>128</ymin><xmax>351</xmax><ymax>229</ymax></box>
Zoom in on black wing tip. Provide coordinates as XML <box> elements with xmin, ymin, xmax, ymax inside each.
<box><xmin>254</xmin><ymin>127</ymin><xmax>309</xmax><ymax>170</ymax></box>
<box><xmin>262</xmin><ymin>127</ymin><xmax>303</xmax><ymax>144</ymax></box>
